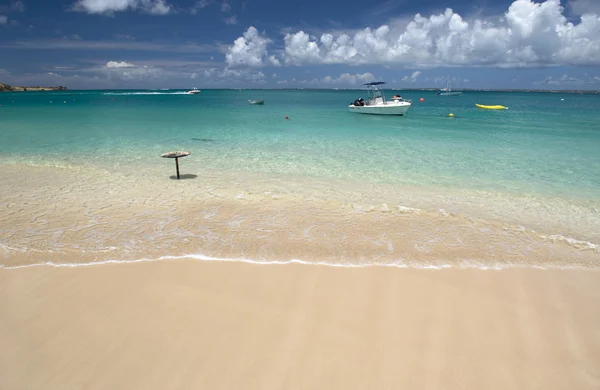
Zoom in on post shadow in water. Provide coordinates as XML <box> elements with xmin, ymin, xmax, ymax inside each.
<box><xmin>169</xmin><ymin>174</ymin><xmax>198</xmax><ymax>180</ymax></box>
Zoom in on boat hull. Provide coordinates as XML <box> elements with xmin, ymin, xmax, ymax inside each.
<box><xmin>437</xmin><ymin>91</ymin><xmax>462</xmax><ymax>96</ymax></box>
<box><xmin>348</xmin><ymin>102</ymin><xmax>411</xmax><ymax>116</ymax></box>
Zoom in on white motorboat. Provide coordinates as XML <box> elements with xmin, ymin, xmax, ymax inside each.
<box><xmin>248</xmin><ymin>99</ymin><xmax>264</xmax><ymax>105</ymax></box>
<box><xmin>348</xmin><ymin>82</ymin><xmax>411</xmax><ymax>116</ymax></box>
<box><xmin>186</xmin><ymin>88</ymin><xmax>201</xmax><ymax>95</ymax></box>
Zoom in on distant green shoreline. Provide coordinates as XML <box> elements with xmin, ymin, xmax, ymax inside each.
<box><xmin>0</xmin><ymin>82</ymin><xmax>68</xmax><ymax>92</ymax></box>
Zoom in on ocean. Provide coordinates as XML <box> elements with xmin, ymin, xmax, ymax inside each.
<box><xmin>1</xmin><ymin>89</ymin><xmax>599</xmax><ymax>268</ymax></box>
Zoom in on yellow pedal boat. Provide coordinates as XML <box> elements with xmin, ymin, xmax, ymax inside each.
<box><xmin>476</xmin><ymin>104</ymin><xmax>508</xmax><ymax>110</ymax></box>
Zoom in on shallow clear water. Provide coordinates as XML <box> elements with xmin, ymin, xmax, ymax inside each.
<box><xmin>2</xmin><ymin>89</ymin><xmax>599</xmax><ymax>198</ymax></box>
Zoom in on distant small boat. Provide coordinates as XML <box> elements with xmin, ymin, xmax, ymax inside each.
<box><xmin>437</xmin><ymin>89</ymin><xmax>462</xmax><ymax>96</ymax></box>
<box><xmin>437</xmin><ymin>75</ymin><xmax>462</xmax><ymax>96</ymax></box>
<box><xmin>248</xmin><ymin>99</ymin><xmax>264</xmax><ymax>105</ymax></box>
<box><xmin>476</xmin><ymin>104</ymin><xmax>508</xmax><ymax>110</ymax></box>
<box><xmin>186</xmin><ymin>88</ymin><xmax>200</xmax><ymax>95</ymax></box>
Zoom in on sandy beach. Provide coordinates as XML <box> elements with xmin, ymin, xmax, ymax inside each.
<box><xmin>2</xmin><ymin>260</ymin><xmax>600</xmax><ymax>390</ymax></box>
<box><xmin>1</xmin><ymin>92</ymin><xmax>599</xmax><ymax>390</ymax></box>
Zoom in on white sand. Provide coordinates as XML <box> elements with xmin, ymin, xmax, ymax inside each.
<box><xmin>2</xmin><ymin>260</ymin><xmax>600</xmax><ymax>390</ymax></box>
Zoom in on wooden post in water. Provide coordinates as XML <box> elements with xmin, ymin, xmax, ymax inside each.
<box><xmin>161</xmin><ymin>151</ymin><xmax>190</xmax><ymax>179</ymax></box>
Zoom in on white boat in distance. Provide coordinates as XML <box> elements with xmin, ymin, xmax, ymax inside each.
<box><xmin>186</xmin><ymin>88</ymin><xmax>201</xmax><ymax>95</ymax></box>
<box><xmin>436</xmin><ymin>76</ymin><xmax>462</xmax><ymax>96</ymax></box>
<box><xmin>437</xmin><ymin>88</ymin><xmax>462</xmax><ymax>96</ymax></box>
<box><xmin>248</xmin><ymin>99</ymin><xmax>264</xmax><ymax>105</ymax></box>
<box><xmin>348</xmin><ymin>82</ymin><xmax>411</xmax><ymax>116</ymax></box>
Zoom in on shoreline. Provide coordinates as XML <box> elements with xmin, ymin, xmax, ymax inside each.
<box><xmin>2</xmin><ymin>259</ymin><xmax>600</xmax><ymax>390</ymax></box>
<box><xmin>1</xmin><ymin>163</ymin><xmax>599</xmax><ymax>269</ymax></box>
<box><xmin>2</xmin><ymin>251</ymin><xmax>600</xmax><ymax>271</ymax></box>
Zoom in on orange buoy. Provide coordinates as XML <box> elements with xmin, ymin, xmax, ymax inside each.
<box><xmin>420</xmin><ymin>98</ymin><xmax>424</xmax><ymax>102</ymax></box>
<box><xmin>285</xmin><ymin>116</ymin><xmax>289</xmax><ymax>119</ymax></box>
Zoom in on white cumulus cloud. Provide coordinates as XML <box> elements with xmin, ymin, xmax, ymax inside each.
<box><xmin>72</xmin><ymin>0</ymin><xmax>172</xmax><ymax>15</ymax></box>
<box><xmin>402</xmin><ymin>71</ymin><xmax>421</xmax><ymax>82</ymax></box>
<box><xmin>145</xmin><ymin>0</ymin><xmax>170</xmax><ymax>14</ymax></box>
<box><xmin>225</xmin><ymin>26</ymin><xmax>280</xmax><ymax>68</ymax></box>
<box><xmin>106</xmin><ymin>61</ymin><xmax>136</xmax><ymax>68</ymax></box>
<box><xmin>321</xmin><ymin>72</ymin><xmax>376</xmax><ymax>85</ymax></box>
<box><xmin>278</xmin><ymin>0</ymin><xmax>600</xmax><ymax>68</ymax></box>
<box><xmin>224</xmin><ymin>15</ymin><xmax>237</xmax><ymax>25</ymax></box>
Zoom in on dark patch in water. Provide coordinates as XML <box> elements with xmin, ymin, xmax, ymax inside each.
<box><xmin>192</xmin><ymin>138</ymin><xmax>215</xmax><ymax>142</ymax></box>
<box><xmin>169</xmin><ymin>174</ymin><xmax>198</xmax><ymax>180</ymax></box>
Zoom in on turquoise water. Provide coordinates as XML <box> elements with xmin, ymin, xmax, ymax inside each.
<box><xmin>1</xmin><ymin>89</ymin><xmax>600</xmax><ymax>244</ymax></box>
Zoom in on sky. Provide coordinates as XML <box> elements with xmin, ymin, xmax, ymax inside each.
<box><xmin>0</xmin><ymin>0</ymin><xmax>599</xmax><ymax>89</ymax></box>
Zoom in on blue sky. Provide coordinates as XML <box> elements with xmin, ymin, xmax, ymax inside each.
<box><xmin>0</xmin><ymin>0</ymin><xmax>599</xmax><ymax>89</ymax></box>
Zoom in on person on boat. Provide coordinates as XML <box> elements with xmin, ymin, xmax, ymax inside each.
<box><xmin>353</xmin><ymin>97</ymin><xmax>365</xmax><ymax>106</ymax></box>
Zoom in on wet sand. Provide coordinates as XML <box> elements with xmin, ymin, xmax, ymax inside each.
<box><xmin>2</xmin><ymin>260</ymin><xmax>600</xmax><ymax>390</ymax></box>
